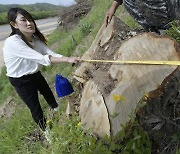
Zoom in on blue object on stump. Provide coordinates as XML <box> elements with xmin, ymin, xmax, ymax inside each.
<box><xmin>55</xmin><ymin>74</ymin><xmax>74</xmax><ymax>97</ymax></box>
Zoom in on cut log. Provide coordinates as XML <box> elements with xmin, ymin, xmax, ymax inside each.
<box><xmin>73</xmin><ymin>16</ymin><xmax>180</xmax><ymax>137</ymax></box>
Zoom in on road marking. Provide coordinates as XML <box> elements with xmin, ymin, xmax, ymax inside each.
<box><xmin>38</xmin><ymin>21</ymin><xmax>58</xmax><ymax>29</ymax></box>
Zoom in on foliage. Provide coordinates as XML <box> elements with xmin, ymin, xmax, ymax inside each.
<box><xmin>79</xmin><ymin>22</ymin><xmax>92</xmax><ymax>36</ymax></box>
<box><xmin>0</xmin><ymin>12</ymin><xmax>7</xmax><ymax>25</ymax></box>
<box><xmin>0</xmin><ymin>4</ymin><xmax>20</xmax><ymax>13</ymax></box>
<box><xmin>41</xmin><ymin>106</ymin><xmax>151</xmax><ymax>154</ymax></box>
<box><xmin>165</xmin><ymin>21</ymin><xmax>180</xmax><ymax>43</ymax></box>
<box><xmin>30</xmin><ymin>10</ymin><xmax>57</xmax><ymax>20</ymax></box>
<box><xmin>121</xmin><ymin>121</ymin><xmax>152</xmax><ymax>154</ymax></box>
<box><xmin>44</xmin><ymin>111</ymin><xmax>112</xmax><ymax>154</ymax></box>
<box><xmin>0</xmin><ymin>3</ymin><xmax>61</xmax><ymax>13</ymax></box>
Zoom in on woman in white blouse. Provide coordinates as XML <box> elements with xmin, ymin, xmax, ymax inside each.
<box><xmin>3</xmin><ymin>7</ymin><xmax>80</xmax><ymax>132</ymax></box>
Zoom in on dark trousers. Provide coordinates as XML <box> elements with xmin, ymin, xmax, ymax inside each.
<box><xmin>9</xmin><ymin>71</ymin><xmax>58</xmax><ymax>131</ymax></box>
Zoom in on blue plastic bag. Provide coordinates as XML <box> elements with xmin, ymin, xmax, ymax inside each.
<box><xmin>55</xmin><ymin>74</ymin><xmax>74</xmax><ymax>98</ymax></box>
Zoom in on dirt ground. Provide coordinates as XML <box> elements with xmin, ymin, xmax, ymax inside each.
<box><xmin>58</xmin><ymin>0</ymin><xmax>92</xmax><ymax>30</ymax></box>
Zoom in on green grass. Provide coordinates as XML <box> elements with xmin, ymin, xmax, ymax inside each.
<box><xmin>0</xmin><ymin>106</ymin><xmax>35</xmax><ymax>154</ymax></box>
<box><xmin>116</xmin><ymin>5</ymin><xmax>139</xmax><ymax>30</ymax></box>
<box><xmin>165</xmin><ymin>21</ymin><xmax>180</xmax><ymax>43</ymax></box>
<box><xmin>0</xmin><ymin>67</ymin><xmax>14</xmax><ymax>105</ymax></box>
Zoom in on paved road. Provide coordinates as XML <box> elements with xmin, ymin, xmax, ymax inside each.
<box><xmin>0</xmin><ymin>17</ymin><xmax>59</xmax><ymax>69</ymax></box>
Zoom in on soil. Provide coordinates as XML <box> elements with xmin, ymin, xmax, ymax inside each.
<box><xmin>58</xmin><ymin>0</ymin><xmax>92</xmax><ymax>30</ymax></box>
<box><xmin>0</xmin><ymin>96</ymin><xmax>16</xmax><ymax>119</ymax></box>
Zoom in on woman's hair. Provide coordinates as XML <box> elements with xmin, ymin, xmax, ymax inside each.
<box><xmin>8</xmin><ymin>7</ymin><xmax>47</xmax><ymax>47</ymax></box>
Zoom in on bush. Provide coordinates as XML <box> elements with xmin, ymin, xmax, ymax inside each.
<box><xmin>166</xmin><ymin>21</ymin><xmax>180</xmax><ymax>43</ymax></box>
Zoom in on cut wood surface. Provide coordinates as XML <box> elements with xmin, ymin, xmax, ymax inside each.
<box><xmin>79</xmin><ymin>80</ymin><xmax>110</xmax><ymax>137</ymax></box>
<box><xmin>108</xmin><ymin>33</ymin><xmax>180</xmax><ymax>134</ymax></box>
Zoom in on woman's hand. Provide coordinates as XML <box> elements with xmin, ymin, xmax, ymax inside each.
<box><xmin>49</xmin><ymin>56</ymin><xmax>81</xmax><ymax>64</ymax></box>
<box><xmin>67</xmin><ymin>57</ymin><xmax>81</xmax><ymax>63</ymax></box>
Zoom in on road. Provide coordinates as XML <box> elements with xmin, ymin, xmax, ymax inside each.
<box><xmin>0</xmin><ymin>17</ymin><xmax>59</xmax><ymax>69</ymax></box>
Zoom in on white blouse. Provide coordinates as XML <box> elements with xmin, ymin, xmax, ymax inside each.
<box><xmin>3</xmin><ymin>34</ymin><xmax>63</xmax><ymax>78</ymax></box>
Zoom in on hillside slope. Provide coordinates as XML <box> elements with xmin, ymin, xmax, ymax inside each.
<box><xmin>0</xmin><ymin>3</ymin><xmax>63</xmax><ymax>24</ymax></box>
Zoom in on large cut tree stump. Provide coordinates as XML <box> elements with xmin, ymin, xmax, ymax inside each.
<box><xmin>73</xmin><ymin>16</ymin><xmax>180</xmax><ymax>137</ymax></box>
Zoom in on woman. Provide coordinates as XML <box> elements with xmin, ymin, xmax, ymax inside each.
<box><xmin>105</xmin><ymin>0</ymin><xmax>180</xmax><ymax>33</ymax></box>
<box><xmin>3</xmin><ymin>8</ymin><xmax>80</xmax><ymax>132</ymax></box>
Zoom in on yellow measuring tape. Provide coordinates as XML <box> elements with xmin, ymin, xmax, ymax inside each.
<box><xmin>81</xmin><ymin>59</ymin><xmax>180</xmax><ymax>66</ymax></box>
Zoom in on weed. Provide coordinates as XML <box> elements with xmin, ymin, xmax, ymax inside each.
<box><xmin>79</xmin><ymin>23</ymin><xmax>92</xmax><ymax>36</ymax></box>
<box><xmin>165</xmin><ymin>21</ymin><xmax>180</xmax><ymax>43</ymax></box>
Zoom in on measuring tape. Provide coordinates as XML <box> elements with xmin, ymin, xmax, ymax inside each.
<box><xmin>81</xmin><ymin>59</ymin><xmax>180</xmax><ymax>66</ymax></box>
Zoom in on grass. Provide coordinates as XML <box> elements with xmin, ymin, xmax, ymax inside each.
<box><xmin>165</xmin><ymin>21</ymin><xmax>180</xmax><ymax>43</ymax></box>
<box><xmin>0</xmin><ymin>106</ymin><xmax>35</xmax><ymax>154</ymax></box>
<box><xmin>0</xmin><ymin>67</ymin><xmax>14</xmax><ymax>105</ymax></box>
<box><xmin>0</xmin><ymin>0</ymin><xmax>179</xmax><ymax>153</ymax></box>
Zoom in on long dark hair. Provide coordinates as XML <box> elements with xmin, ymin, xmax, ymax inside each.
<box><xmin>8</xmin><ymin>7</ymin><xmax>47</xmax><ymax>47</ymax></box>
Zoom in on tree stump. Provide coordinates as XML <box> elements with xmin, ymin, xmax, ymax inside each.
<box><xmin>73</xmin><ymin>16</ymin><xmax>180</xmax><ymax>139</ymax></box>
